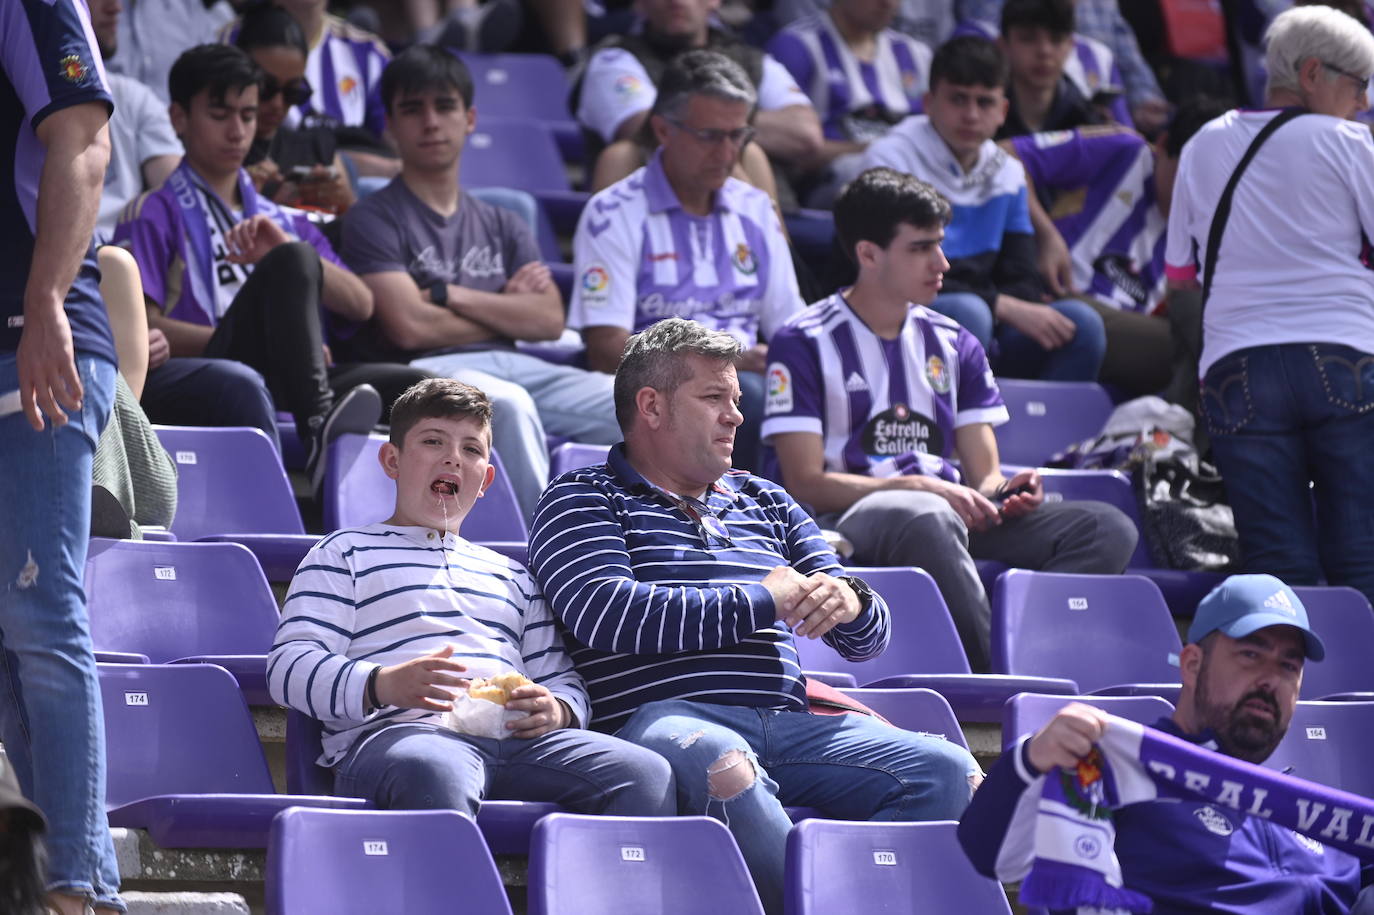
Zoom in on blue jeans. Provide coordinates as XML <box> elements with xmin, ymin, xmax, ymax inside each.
<box><xmin>0</xmin><ymin>352</ymin><xmax>122</xmax><ymax>910</ymax></box>
<box><xmin>1201</xmin><ymin>343</ymin><xmax>1374</xmax><ymax>604</ymax></box>
<box><xmin>616</xmin><ymin>699</ymin><xmax>980</xmax><ymax>914</ymax></box>
<box><xmin>931</xmin><ymin>294</ymin><xmax>1106</xmax><ymax>381</ymax></box>
<box><xmin>931</xmin><ymin>292</ymin><xmax>994</xmax><ymax>349</ymax></box>
<box><xmin>334</xmin><ymin>722</ymin><xmax>677</xmax><ymax>818</ymax></box>
<box><xmin>141</xmin><ymin>357</ymin><xmax>281</xmax><ymax>453</ymax></box>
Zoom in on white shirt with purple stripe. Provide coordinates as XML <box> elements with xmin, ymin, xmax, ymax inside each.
<box><xmin>767</xmin><ymin>15</ymin><xmax>932</xmax><ymax>143</ymax></box>
<box><xmin>569</xmin><ymin>150</ymin><xmax>803</xmax><ymax>349</ymax></box>
<box><xmin>761</xmin><ymin>293</ymin><xmax>1008</xmax><ymax>483</ymax></box>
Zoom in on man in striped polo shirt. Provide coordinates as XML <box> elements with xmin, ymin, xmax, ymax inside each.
<box><xmin>269</xmin><ymin>379</ymin><xmax>674</xmax><ymax>822</ymax></box>
<box><xmin>763</xmin><ymin>168</ymin><xmax>1136</xmax><ymax>672</ymax></box>
<box><xmin>529</xmin><ymin>318</ymin><xmax>980</xmax><ymax>914</ymax></box>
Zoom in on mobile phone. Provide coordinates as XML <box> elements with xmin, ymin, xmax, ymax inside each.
<box><xmin>993</xmin><ymin>483</ymin><xmax>1034</xmax><ymax>504</ymax></box>
<box><xmin>289</xmin><ymin>164</ymin><xmax>337</xmax><ymax>181</ymax></box>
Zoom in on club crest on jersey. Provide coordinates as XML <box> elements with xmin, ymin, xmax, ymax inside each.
<box><xmin>340</xmin><ymin>76</ymin><xmax>358</xmax><ymax>95</ymax></box>
<box><xmin>1195</xmin><ymin>806</ymin><xmax>1234</xmax><ymax>836</ymax></box>
<box><xmin>732</xmin><ymin>243</ymin><xmax>757</xmax><ymax>276</ymax></box>
<box><xmin>925</xmin><ymin>355</ymin><xmax>951</xmax><ymax>394</ymax></box>
<box><xmin>59</xmin><ymin>53</ymin><xmax>88</xmax><ymax>84</ymax></box>
<box><xmin>766</xmin><ymin>363</ymin><xmax>792</xmax><ymax>413</ymax></box>
<box><xmin>1059</xmin><ymin>748</ymin><xmax>1111</xmax><ymax>820</ymax></box>
<box><xmin>581</xmin><ymin>265</ymin><xmax>610</xmax><ymax>300</ymax></box>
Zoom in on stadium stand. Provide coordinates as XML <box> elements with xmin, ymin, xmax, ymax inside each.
<box><xmin>1264</xmin><ymin>701</ymin><xmax>1374</xmax><ymax>799</ymax></box>
<box><xmin>1293</xmin><ymin>586</ymin><xmax>1374</xmax><ymax>701</ymax></box>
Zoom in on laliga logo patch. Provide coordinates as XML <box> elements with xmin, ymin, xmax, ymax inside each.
<box><xmin>581</xmin><ymin>265</ymin><xmax>610</xmax><ymax>299</ymax></box>
<box><xmin>925</xmin><ymin>355</ymin><xmax>950</xmax><ymax>394</ymax></box>
<box><xmin>1194</xmin><ymin>806</ymin><xmax>1234</xmax><ymax>836</ymax></box>
<box><xmin>731</xmin><ymin>243</ymin><xmax>757</xmax><ymax>276</ymax></box>
<box><xmin>614</xmin><ymin>74</ymin><xmax>643</xmax><ymax>96</ymax></box>
<box><xmin>766</xmin><ymin>363</ymin><xmax>792</xmax><ymax>413</ymax></box>
<box><xmin>59</xmin><ymin>53</ymin><xmax>88</xmax><ymax>84</ymax></box>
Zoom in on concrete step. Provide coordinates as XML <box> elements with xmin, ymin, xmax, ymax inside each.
<box><xmin>123</xmin><ymin>892</ymin><xmax>249</xmax><ymax>915</ymax></box>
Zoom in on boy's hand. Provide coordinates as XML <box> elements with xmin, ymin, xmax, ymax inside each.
<box><xmin>374</xmin><ymin>644</ymin><xmax>469</xmax><ymax>712</ymax></box>
<box><xmin>504</xmin><ymin>683</ymin><xmax>571</xmax><ymax>738</ymax></box>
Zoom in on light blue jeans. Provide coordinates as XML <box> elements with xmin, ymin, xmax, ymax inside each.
<box><xmin>931</xmin><ymin>292</ymin><xmax>1107</xmax><ymax>382</ymax></box>
<box><xmin>410</xmin><ymin>349</ymin><xmax>619</xmax><ymax>519</ymax></box>
<box><xmin>616</xmin><ymin>699</ymin><xmax>980</xmax><ymax>914</ymax></box>
<box><xmin>0</xmin><ymin>352</ymin><xmax>122</xmax><ymax>910</ymax></box>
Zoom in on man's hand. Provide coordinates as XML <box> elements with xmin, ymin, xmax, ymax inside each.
<box><xmin>225</xmin><ymin>214</ymin><xmax>291</xmax><ymax>265</ymax></box>
<box><xmin>504</xmin><ymin>683</ymin><xmax>572</xmax><ymax>739</ymax></box>
<box><xmin>147</xmin><ymin>327</ymin><xmax>171</xmax><ymax>372</ymax></box>
<box><xmin>994</xmin><ymin>468</ymin><xmax>1044</xmax><ymax>520</ymax></box>
<box><xmin>373</xmin><ymin>644</ymin><xmax>470</xmax><ymax>712</ymax></box>
<box><xmin>997</xmin><ymin>296</ymin><xmax>1077</xmax><ymax>350</ymax></box>
<box><xmin>1132</xmin><ymin>99</ymin><xmax>1171</xmax><ymax>137</ymax></box>
<box><xmin>783</xmin><ymin>572</ymin><xmax>864</xmax><ymax>639</ymax></box>
<box><xmin>929</xmin><ymin>477</ymin><xmax>1001</xmax><ymax>531</ymax></box>
<box><xmin>737</xmin><ymin>343</ymin><xmax>768</xmax><ymax>375</ymax></box>
<box><xmin>502</xmin><ymin>261</ymin><xmax>553</xmax><ymax>295</ymax></box>
<box><xmin>15</xmin><ymin>303</ymin><xmax>82</xmax><ymax>431</ymax></box>
<box><xmin>1026</xmin><ymin>703</ymin><xmax>1110</xmax><ymax>773</ymax></box>
<box><xmin>293</xmin><ymin>164</ymin><xmax>356</xmax><ymax>214</ymax></box>
<box><xmin>1037</xmin><ymin>226</ymin><xmax>1076</xmax><ymax>298</ymax></box>
<box><xmin>246</xmin><ymin>158</ymin><xmax>283</xmax><ymax>193</ymax></box>
<box><xmin>762</xmin><ymin>565</ymin><xmax>810</xmax><ymax>619</ymax></box>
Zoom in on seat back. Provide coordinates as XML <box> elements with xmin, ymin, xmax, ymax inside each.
<box><xmin>324</xmin><ymin>433</ymin><xmax>528</xmax><ymax>541</ymax></box>
<box><xmin>1036</xmin><ymin>469</ymin><xmax>1151</xmax><ymax>567</ymax></box>
<box><xmin>99</xmin><ymin>663</ymin><xmax>275</xmax><ymax>807</ymax></box>
<box><xmin>464</xmin><ymin>118</ymin><xmax>571</xmax><ymax>194</ymax></box>
<box><xmin>793</xmin><ymin>567</ymin><xmax>972</xmax><ymax>681</ymax></box>
<box><xmin>548</xmin><ymin>442</ymin><xmax>611</xmax><ymax>480</ymax></box>
<box><xmin>267</xmin><ymin>807</ymin><xmax>513</xmax><ymax>915</ymax></box>
<box><xmin>457</xmin><ymin>52</ymin><xmax>575</xmax><ymax>123</ymax></box>
<box><xmin>784</xmin><ymin>820</ymin><xmax>1011</xmax><ymax>915</ymax></box>
<box><xmin>1293</xmin><ymin>586</ymin><xmax>1374</xmax><ymax>699</ymax></box>
<box><xmin>992</xmin><ymin>570</ymin><xmax>1181</xmax><ymax>693</ymax></box>
<box><xmin>85</xmin><ymin>539</ymin><xmax>280</xmax><ymax>662</ymax></box>
<box><xmin>528</xmin><ymin>813</ymin><xmax>765</xmax><ymax>915</ymax></box>
<box><xmin>1265</xmin><ymin>701</ymin><xmax>1374</xmax><ymax>799</ymax></box>
<box><xmin>837</xmin><ymin>688</ymin><xmax>969</xmax><ymax>749</ymax></box>
<box><xmin>1002</xmin><ymin>692</ymin><xmax>1175</xmax><ymax>750</ymax></box>
<box><xmin>154</xmin><ymin>426</ymin><xmax>305</xmax><ymax>538</ymax></box>
<box><xmin>995</xmin><ymin>380</ymin><xmax>1113</xmax><ymax>466</ymax></box>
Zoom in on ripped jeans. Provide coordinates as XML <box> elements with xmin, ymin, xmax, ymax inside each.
<box><xmin>616</xmin><ymin>699</ymin><xmax>980</xmax><ymax>913</ymax></box>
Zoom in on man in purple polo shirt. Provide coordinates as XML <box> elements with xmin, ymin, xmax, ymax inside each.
<box><xmin>114</xmin><ymin>43</ymin><xmax>390</xmax><ymax>491</ymax></box>
<box><xmin>1</xmin><ymin>2</ymin><xmax>122</xmax><ymax>910</ymax></box>
<box><xmin>570</xmin><ymin>50</ymin><xmax>805</xmax><ymax>473</ymax></box>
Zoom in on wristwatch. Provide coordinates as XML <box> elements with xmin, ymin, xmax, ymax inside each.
<box><xmin>429</xmin><ymin>278</ymin><xmax>448</xmax><ymax>307</ymax></box>
<box><xmin>838</xmin><ymin>575</ymin><xmax>875</xmax><ymax>613</ymax></box>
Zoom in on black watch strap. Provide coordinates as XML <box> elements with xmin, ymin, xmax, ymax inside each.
<box><xmin>839</xmin><ymin>575</ymin><xmax>875</xmax><ymax>613</ymax></box>
<box><xmin>430</xmin><ymin>278</ymin><xmax>448</xmax><ymax>306</ymax></box>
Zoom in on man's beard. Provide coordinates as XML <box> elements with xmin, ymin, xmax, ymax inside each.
<box><xmin>1194</xmin><ymin>674</ymin><xmax>1287</xmax><ymax>764</ymax></box>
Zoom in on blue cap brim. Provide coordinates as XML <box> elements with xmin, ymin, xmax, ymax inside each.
<box><xmin>1219</xmin><ymin>613</ymin><xmax>1326</xmax><ymax>661</ymax></box>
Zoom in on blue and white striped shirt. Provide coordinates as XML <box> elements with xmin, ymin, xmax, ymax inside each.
<box><xmin>528</xmin><ymin>445</ymin><xmax>890</xmax><ymax>731</ymax></box>
<box><xmin>269</xmin><ymin>524</ymin><xmax>590</xmax><ymax>766</ymax></box>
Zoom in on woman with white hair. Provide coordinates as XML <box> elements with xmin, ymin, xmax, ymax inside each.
<box><xmin>1164</xmin><ymin>4</ymin><xmax>1374</xmax><ymax>605</ymax></box>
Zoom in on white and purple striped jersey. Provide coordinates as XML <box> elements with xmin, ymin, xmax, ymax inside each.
<box><xmin>761</xmin><ymin>293</ymin><xmax>1008</xmax><ymax>483</ymax></box>
<box><xmin>569</xmin><ymin>151</ymin><xmax>803</xmax><ymax>349</ymax></box>
<box><xmin>766</xmin><ymin>15</ymin><xmax>933</xmax><ymax>142</ymax></box>
<box><xmin>1012</xmin><ymin>128</ymin><xmax>1166</xmax><ymax>313</ymax></box>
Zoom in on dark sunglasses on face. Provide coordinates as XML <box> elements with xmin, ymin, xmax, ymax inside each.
<box><xmin>261</xmin><ymin>73</ymin><xmax>313</xmax><ymax>107</ymax></box>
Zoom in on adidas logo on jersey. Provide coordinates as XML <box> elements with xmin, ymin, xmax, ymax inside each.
<box><xmin>845</xmin><ymin>372</ymin><xmax>868</xmax><ymax>393</ymax></box>
<box><xmin>1264</xmin><ymin>589</ymin><xmax>1298</xmax><ymax>616</ymax></box>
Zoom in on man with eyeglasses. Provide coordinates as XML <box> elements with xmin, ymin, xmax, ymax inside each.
<box><xmin>570</xmin><ymin>50</ymin><xmax>805</xmax><ymax>473</ymax></box>
<box><xmin>1164</xmin><ymin>5</ymin><xmax>1374</xmax><ymax>609</ymax></box>
<box><xmin>528</xmin><ymin>317</ymin><xmax>982</xmax><ymax>915</ymax></box>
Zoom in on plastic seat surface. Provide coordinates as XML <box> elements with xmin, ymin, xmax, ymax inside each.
<box><xmin>153</xmin><ymin>425</ymin><xmax>305</xmax><ymax>539</ymax></box>
<box><xmin>455</xmin><ymin>52</ymin><xmax>583</xmax><ymax>160</ymax></box>
<box><xmin>995</xmin><ymin>379</ymin><xmax>1113</xmax><ymax>466</ymax></box>
<box><xmin>836</xmin><ymin>687</ymin><xmax>970</xmax><ymax>750</ymax></box>
<box><xmin>785</xmin><ymin>820</ymin><xmax>1011</xmax><ymax>915</ymax></box>
<box><xmin>268</xmin><ymin>807</ymin><xmax>513</xmax><ymax>915</ymax></box>
<box><xmin>528</xmin><ymin>813</ymin><xmax>765</xmax><ymax>915</ymax></box>
<box><xmin>1293</xmin><ymin>587</ymin><xmax>1374</xmax><ymax>700</ymax></box>
<box><xmin>1002</xmin><ymin>692</ymin><xmax>1175</xmax><ymax>750</ymax></box>
<box><xmin>1264</xmin><ymin>701</ymin><xmax>1374</xmax><ymax>798</ymax></box>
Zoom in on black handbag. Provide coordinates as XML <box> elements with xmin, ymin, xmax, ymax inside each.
<box><xmin>1133</xmin><ymin>452</ymin><xmax>1239</xmax><ymax>572</ymax></box>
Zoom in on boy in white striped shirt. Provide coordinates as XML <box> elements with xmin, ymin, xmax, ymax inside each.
<box><xmin>268</xmin><ymin>379</ymin><xmax>674</xmax><ymax>817</ymax></box>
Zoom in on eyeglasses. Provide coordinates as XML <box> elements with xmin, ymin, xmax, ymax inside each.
<box><xmin>666</xmin><ymin>119</ymin><xmax>756</xmax><ymax>147</ymax></box>
<box><xmin>261</xmin><ymin>73</ymin><xmax>313</xmax><ymax>107</ymax></box>
<box><xmin>1323</xmin><ymin>62</ymin><xmax>1370</xmax><ymax>94</ymax></box>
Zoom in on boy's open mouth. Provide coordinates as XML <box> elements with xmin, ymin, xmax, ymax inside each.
<box><xmin>431</xmin><ymin>479</ymin><xmax>459</xmax><ymax>495</ymax></box>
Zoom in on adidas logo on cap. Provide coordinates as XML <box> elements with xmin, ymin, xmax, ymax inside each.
<box><xmin>1264</xmin><ymin>589</ymin><xmax>1298</xmax><ymax>616</ymax></box>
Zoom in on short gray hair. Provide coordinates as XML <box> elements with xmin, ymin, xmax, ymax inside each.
<box><xmin>1265</xmin><ymin>5</ymin><xmax>1374</xmax><ymax>94</ymax></box>
<box><xmin>651</xmin><ymin>49</ymin><xmax>757</xmax><ymax>123</ymax></box>
<box><xmin>613</xmin><ymin>318</ymin><xmax>742</xmax><ymax>432</ymax></box>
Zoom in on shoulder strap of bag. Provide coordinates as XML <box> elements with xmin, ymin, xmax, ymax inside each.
<box><xmin>1200</xmin><ymin>108</ymin><xmax>1307</xmax><ymax>308</ymax></box>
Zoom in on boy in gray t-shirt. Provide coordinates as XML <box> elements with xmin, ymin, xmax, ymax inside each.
<box><xmin>340</xmin><ymin>44</ymin><xmax>619</xmax><ymax>520</ymax></box>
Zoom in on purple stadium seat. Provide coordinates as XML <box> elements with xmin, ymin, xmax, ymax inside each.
<box><xmin>1264</xmin><ymin>701</ymin><xmax>1374</xmax><ymax>798</ymax></box>
<box><xmin>803</xmin><ymin>671</ymin><xmax>858</xmax><ymax>688</ymax></box>
<box><xmin>1001</xmin><ymin>692</ymin><xmax>1175</xmax><ymax>751</ymax></box>
<box><xmin>548</xmin><ymin>441</ymin><xmax>611</xmax><ymax>480</ymax></box>
<box><xmin>153</xmin><ymin>425</ymin><xmax>319</xmax><ymax>580</ymax></box>
<box><xmin>100</xmin><ymin>664</ymin><xmax>365</xmax><ymax>848</ymax></box>
<box><xmin>324</xmin><ymin>433</ymin><xmax>528</xmax><ymax>541</ymax></box>
<box><xmin>461</xmin><ymin>118</ymin><xmax>589</xmax><ymax>235</ymax></box>
<box><xmin>1034</xmin><ymin>468</ymin><xmax>1152</xmax><ymax>568</ymax></box>
<box><xmin>528</xmin><ymin>814</ymin><xmax>766</xmax><ymax>915</ymax></box>
<box><xmin>85</xmin><ymin>539</ymin><xmax>279</xmax><ymax>704</ymax></box>
<box><xmin>455</xmin><ymin>52</ymin><xmax>584</xmax><ymax>162</ymax></box>
<box><xmin>836</xmin><ymin>687</ymin><xmax>969</xmax><ymax>749</ymax></box>
<box><xmin>1293</xmin><ymin>586</ymin><xmax>1374</xmax><ymax>700</ymax></box>
<box><xmin>992</xmin><ymin>570</ymin><xmax>1182</xmax><ymax>699</ymax></box>
<box><xmin>268</xmin><ymin>807</ymin><xmax>514</xmax><ymax>915</ymax></box>
<box><xmin>995</xmin><ymin>379</ymin><xmax>1114</xmax><ymax>466</ymax></box>
<box><xmin>284</xmin><ymin>708</ymin><xmax>562</xmax><ymax>854</ymax></box>
<box><xmin>792</xmin><ymin>567</ymin><xmax>1078</xmax><ymax>722</ymax></box>
<box><xmin>92</xmin><ymin>651</ymin><xmax>151</xmax><ymax>664</ymax></box>
<box><xmin>784</xmin><ymin>820</ymin><xmax>1012</xmax><ymax>915</ymax></box>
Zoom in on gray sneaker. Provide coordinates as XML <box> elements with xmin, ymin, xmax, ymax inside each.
<box><xmin>306</xmin><ymin>384</ymin><xmax>383</xmax><ymax>497</ymax></box>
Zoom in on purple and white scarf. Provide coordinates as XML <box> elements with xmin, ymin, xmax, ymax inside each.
<box><xmin>1022</xmin><ymin>716</ymin><xmax>1374</xmax><ymax>913</ymax></box>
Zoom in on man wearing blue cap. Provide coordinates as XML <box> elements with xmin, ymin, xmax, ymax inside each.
<box><xmin>960</xmin><ymin>573</ymin><xmax>1374</xmax><ymax>914</ymax></box>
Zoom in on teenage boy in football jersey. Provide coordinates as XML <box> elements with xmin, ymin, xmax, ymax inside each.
<box><xmin>762</xmin><ymin>167</ymin><xmax>1136</xmax><ymax>670</ymax></box>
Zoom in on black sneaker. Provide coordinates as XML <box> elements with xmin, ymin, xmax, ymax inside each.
<box><xmin>305</xmin><ymin>384</ymin><xmax>383</xmax><ymax>498</ymax></box>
